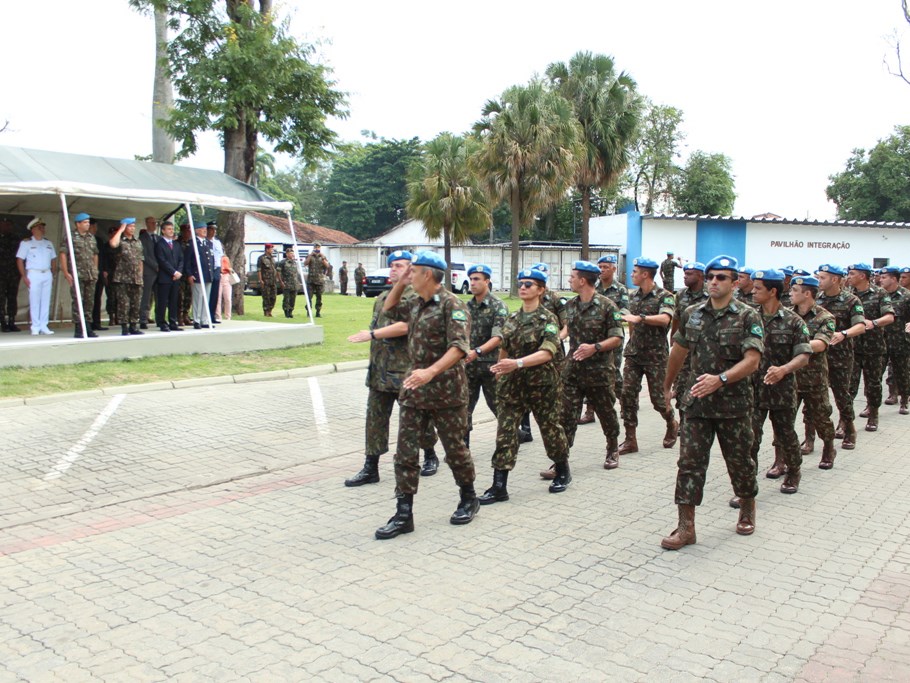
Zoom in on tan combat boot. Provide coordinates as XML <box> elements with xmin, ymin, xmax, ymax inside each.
<box><xmin>661</xmin><ymin>504</ymin><xmax>696</xmax><ymax>550</ymax></box>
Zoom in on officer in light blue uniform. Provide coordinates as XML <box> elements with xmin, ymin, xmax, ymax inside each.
<box><xmin>16</xmin><ymin>217</ymin><xmax>58</xmax><ymax>335</ymax></box>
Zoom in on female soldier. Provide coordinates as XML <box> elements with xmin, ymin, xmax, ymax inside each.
<box><xmin>479</xmin><ymin>268</ymin><xmax>571</xmax><ymax>503</ymax></box>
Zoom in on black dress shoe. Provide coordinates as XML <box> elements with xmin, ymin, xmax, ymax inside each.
<box><xmin>86</xmin><ymin>329</ymin><xmax>98</xmax><ymax>338</ymax></box>
<box><xmin>213</xmin><ymin>320</ymin><xmax>221</xmax><ymax>324</ymax></box>
<box><xmin>517</xmin><ymin>427</ymin><xmax>533</xmax><ymax>444</ymax></box>
<box><xmin>169</xmin><ymin>324</ymin><xmax>183</xmax><ymax>331</ymax></box>
<box><xmin>159</xmin><ymin>326</ymin><xmax>171</xmax><ymax>332</ymax></box>
<box><xmin>91</xmin><ymin>323</ymin><xmax>109</xmax><ymax>331</ymax></box>
<box><xmin>193</xmin><ymin>322</ymin><xmax>201</xmax><ymax>329</ymax></box>
<box><xmin>139</xmin><ymin>322</ymin><xmax>148</xmax><ymax>330</ymax></box>
<box><xmin>129</xmin><ymin>326</ymin><xmax>144</xmax><ymax>335</ymax></box>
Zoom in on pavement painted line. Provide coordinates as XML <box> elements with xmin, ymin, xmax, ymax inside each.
<box><xmin>308</xmin><ymin>376</ymin><xmax>330</xmax><ymax>437</ymax></box>
<box><xmin>42</xmin><ymin>394</ymin><xmax>127</xmax><ymax>482</ymax></box>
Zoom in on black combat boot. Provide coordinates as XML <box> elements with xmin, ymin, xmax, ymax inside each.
<box><xmin>121</xmin><ymin>324</ymin><xmax>130</xmax><ymax>336</ymax></box>
<box><xmin>420</xmin><ymin>449</ymin><xmax>439</xmax><ymax>477</ymax></box>
<box><xmin>518</xmin><ymin>412</ymin><xmax>533</xmax><ymax>444</ymax></box>
<box><xmin>85</xmin><ymin>322</ymin><xmax>98</xmax><ymax>338</ymax></box>
<box><xmin>375</xmin><ymin>494</ymin><xmax>414</xmax><ymax>540</ymax></box>
<box><xmin>74</xmin><ymin>324</ymin><xmax>84</xmax><ymax>339</ymax></box>
<box><xmin>549</xmin><ymin>460</ymin><xmax>572</xmax><ymax>493</ymax></box>
<box><xmin>0</xmin><ymin>318</ymin><xmax>8</xmax><ymax>333</ymax></box>
<box><xmin>129</xmin><ymin>325</ymin><xmax>144</xmax><ymax>335</ymax></box>
<box><xmin>345</xmin><ymin>455</ymin><xmax>380</xmax><ymax>487</ymax></box>
<box><xmin>450</xmin><ymin>485</ymin><xmax>479</xmax><ymax>525</ymax></box>
<box><xmin>478</xmin><ymin>469</ymin><xmax>509</xmax><ymax>505</ymax></box>
<box><xmin>8</xmin><ymin>317</ymin><xmax>21</xmax><ymax>332</ymax></box>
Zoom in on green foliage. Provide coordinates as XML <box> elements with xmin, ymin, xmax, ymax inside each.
<box><xmin>259</xmin><ymin>160</ymin><xmax>331</xmax><ymax>223</ymax></box>
<box><xmin>630</xmin><ymin>101</ymin><xmax>685</xmax><ymax>214</ymax></box>
<box><xmin>320</xmin><ymin>137</ymin><xmax>423</xmax><ymax>237</ymax></box>
<box><xmin>674</xmin><ymin>151</ymin><xmax>736</xmax><ymax>216</ymax></box>
<box><xmin>826</xmin><ymin>126</ymin><xmax>910</xmax><ymax>221</ymax></box>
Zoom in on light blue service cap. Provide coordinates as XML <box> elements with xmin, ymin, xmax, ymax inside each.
<box><xmin>704</xmin><ymin>255</ymin><xmax>739</xmax><ymax>273</ymax></box>
<box><xmin>817</xmin><ymin>263</ymin><xmax>847</xmax><ymax>277</ymax></box>
<box><xmin>573</xmin><ymin>260</ymin><xmax>599</xmax><ymax>275</ymax></box>
<box><xmin>531</xmin><ymin>262</ymin><xmax>549</xmax><ymax>273</ymax></box>
<box><xmin>412</xmin><ymin>251</ymin><xmax>446</xmax><ymax>270</ymax></box>
<box><xmin>792</xmin><ymin>275</ymin><xmax>819</xmax><ymax>287</ymax></box>
<box><xmin>683</xmin><ymin>261</ymin><xmax>706</xmax><ymax>272</ymax></box>
<box><xmin>597</xmin><ymin>254</ymin><xmax>617</xmax><ymax>264</ymax></box>
<box><xmin>517</xmin><ymin>268</ymin><xmax>548</xmax><ymax>284</ymax></box>
<box><xmin>467</xmin><ymin>264</ymin><xmax>492</xmax><ymax>278</ymax></box>
<box><xmin>848</xmin><ymin>262</ymin><xmax>873</xmax><ymax>273</ymax></box>
<box><xmin>752</xmin><ymin>268</ymin><xmax>785</xmax><ymax>282</ymax></box>
<box><xmin>633</xmin><ymin>256</ymin><xmax>659</xmax><ymax>269</ymax></box>
<box><xmin>120</xmin><ymin>217</ymin><xmax>136</xmax><ymax>225</ymax></box>
<box><xmin>73</xmin><ymin>212</ymin><xmax>90</xmax><ymax>222</ymax></box>
<box><xmin>387</xmin><ymin>250</ymin><xmax>413</xmax><ymax>267</ymax></box>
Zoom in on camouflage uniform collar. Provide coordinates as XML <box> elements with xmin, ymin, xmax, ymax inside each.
<box><xmin>699</xmin><ymin>299</ymin><xmax>740</xmax><ymax>316</ymax></box>
<box><xmin>470</xmin><ymin>292</ymin><xmax>494</xmax><ymax>308</ymax></box>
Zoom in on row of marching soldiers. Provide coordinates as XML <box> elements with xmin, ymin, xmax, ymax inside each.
<box><xmin>344</xmin><ymin>249</ymin><xmax>910</xmax><ymax>545</ymax></box>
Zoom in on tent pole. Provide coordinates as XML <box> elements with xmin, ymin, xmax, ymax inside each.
<box><xmin>184</xmin><ymin>205</ymin><xmax>213</xmax><ymax>331</ymax></box>
<box><xmin>58</xmin><ymin>194</ymin><xmax>88</xmax><ymax>340</ymax></box>
<box><xmin>286</xmin><ymin>211</ymin><xmax>313</xmax><ymax>325</ymax></box>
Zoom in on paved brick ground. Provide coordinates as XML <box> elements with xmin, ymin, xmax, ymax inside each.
<box><xmin>1</xmin><ymin>369</ymin><xmax>909</xmax><ymax>681</ymax></box>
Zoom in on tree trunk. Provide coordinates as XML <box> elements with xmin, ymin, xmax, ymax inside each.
<box><xmin>223</xmin><ymin>121</ymin><xmax>258</xmax><ymax>315</ymax></box>
<box><xmin>580</xmin><ymin>185</ymin><xmax>591</xmax><ymax>260</ymax></box>
<box><xmin>151</xmin><ymin>7</ymin><xmax>175</xmax><ymax>164</ymax></box>
<box><xmin>443</xmin><ymin>223</ymin><xmax>452</xmax><ymax>294</ymax></box>
<box><xmin>509</xmin><ymin>187</ymin><xmax>521</xmax><ymax>298</ymax></box>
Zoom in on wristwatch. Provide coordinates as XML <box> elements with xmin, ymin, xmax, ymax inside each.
<box><xmin>475</xmin><ymin>347</ymin><xmax>484</xmax><ymax>356</ymax></box>
<box><xmin>841</xmin><ymin>329</ymin><xmax>849</xmax><ymax>338</ymax></box>
<box><xmin>370</xmin><ymin>329</ymin><xmax>376</xmax><ymax>340</ymax></box>
<box><xmin>594</xmin><ymin>342</ymin><xmax>602</xmax><ymax>352</ymax></box>
<box><xmin>639</xmin><ymin>314</ymin><xmax>646</xmax><ymax>323</ymax></box>
<box><xmin>719</xmin><ymin>372</ymin><xmax>728</xmax><ymax>386</ymax></box>
<box><xmin>872</xmin><ymin>319</ymin><xmax>879</xmax><ymax>328</ymax></box>
<box><xmin>516</xmin><ymin>358</ymin><xmax>525</xmax><ymax>369</ymax></box>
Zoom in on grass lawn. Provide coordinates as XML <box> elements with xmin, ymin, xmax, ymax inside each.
<box><xmin>0</xmin><ymin>291</ymin><xmax>557</xmax><ymax>399</ymax></box>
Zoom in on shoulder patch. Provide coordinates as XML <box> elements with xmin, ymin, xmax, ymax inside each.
<box><xmin>854</xmin><ymin>304</ymin><xmax>864</xmax><ymax>312</ymax></box>
<box><xmin>452</xmin><ymin>309</ymin><xmax>467</xmax><ymax>321</ymax></box>
<box><xmin>613</xmin><ymin>311</ymin><xmax>622</xmax><ymax>320</ymax></box>
<box><xmin>750</xmin><ymin>324</ymin><xmax>764</xmax><ymax>337</ymax></box>
<box><xmin>662</xmin><ymin>296</ymin><xmax>675</xmax><ymax>305</ymax></box>
<box><xmin>826</xmin><ymin>319</ymin><xmax>836</xmax><ymax>330</ymax></box>
<box><xmin>801</xmin><ymin>325</ymin><xmax>810</xmax><ymax>336</ymax></box>
<box><xmin>545</xmin><ymin>323</ymin><xmax>558</xmax><ymax>334</ymax></box>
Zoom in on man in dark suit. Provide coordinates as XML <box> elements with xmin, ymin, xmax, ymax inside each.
<box><xmin>184</xmin><ymin>223</ymin><xmax>215</xmax><ymax>329</ymax></box>
<box><xmin>139</xmin><ymin>216</ymin><xmax>159</xmax><ymax>329</ymax></box>
<box><xmin>154</xmin><ymin>220</ymin><xmax>184</xmax><ymax>332</ymax></box>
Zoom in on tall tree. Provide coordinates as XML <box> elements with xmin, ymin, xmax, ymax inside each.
<box><xmin>826</xmin><ymin>125</ymin><xmax>910</xmax><ymax>221</ymax></box>
<box><xmin>406</xmin><ymin>133</ymin><xmax>491</xmax><ymax>286</ymax></box>
<box><xmin>474</xmin><ymin>81</ymin><xmax>580</xmax><ymax>297</ymax></box>
<box><xmin>546</xmin><ymin>51</ymin><xmax>642</xmax><ymax>259</ymax></box>
<box><xmin>674</xmin><ymin>151</ymin><xmax>736</xmax><ymax>215</ymax></box>
<box><xmin>129</xmin><ymin>0</ymin><xmax>346</xmax><ymax>313</ymax></box>
<box><xmin>631</xmin><ymin>102</ymin><xmax>685</xmax><ymax>214</ymax></box>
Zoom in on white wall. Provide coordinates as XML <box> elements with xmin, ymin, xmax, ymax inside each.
<box><xmin>640</xmin><ymin>218</ymin><xmax>697</xmax><ymax>264</ymax></box>
<box><xmin>588</xmin><ymin>214</ymin><xmax>629</xmax><ymax>249</ymax></box>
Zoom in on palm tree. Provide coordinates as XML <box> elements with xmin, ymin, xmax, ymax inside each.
<box><xmin>547</xmin><ymin>51</ymin><xmax>641</xmax><ymax>259</ymax></box>
<box><xmin>407</xmin><ymin>133</ymin><xmax>491</xmax><ymax>288</ymax></box>
<box><xmin>473</xmin><ymin>81</ymin><xmax>580</xmax><ymax>297</ymax></box>
<box><xmin>252</xmin><ymin>147</ymin><xmax>277</xmax><ymax>187</ymax></box>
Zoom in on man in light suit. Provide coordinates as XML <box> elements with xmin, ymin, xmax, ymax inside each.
<box><xmin>184</xmin><ymin>224</ymin><xmax>215</xmax><ymax>329</ymax></box>
<box><xmin>154</xmin><ymin>220</ymin><xmax>184</xmax><ymax>332</ymax></box>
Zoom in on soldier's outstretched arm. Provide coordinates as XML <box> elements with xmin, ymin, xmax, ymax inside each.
<box><xmin>691</xmin><ymin>348</ymin><xmax>760</xmax><ymax>399</ymax></box>
<box><xmin>403</xmin><ymin>346</ymin><xmax>465</xmax><ymax>390</ymax></box>
<box><xmin>764</xmin><ymin>352</ymin><xmax>810</xmax><ymax>385</ymax></box>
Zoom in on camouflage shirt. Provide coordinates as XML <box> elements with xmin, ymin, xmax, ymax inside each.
<box><xmin>366</xmin><ymin>285</ymin><xmax>418</xmax><ymax>393</ymax></box>
<box><xmin>753</xmin><ymin>307</ymin><xmax>812</xmax><ymax>409</ymax></box>
<box><xmin>884</xmin><ymin>286</ymin><xmax>910</xmax><ymax>357</ymax></box>
<box><xmin>795</xmin><ymin>304</ymin><xmax>835</xmax><ymax>391</ymax></box>
<box><xmin>624</xmin><ymin>285</ymin><xmax>675</xmax><ymax>362</ymax></box>
<box><xmin>399</xmin><ymin>285</ymin><xmax>471</xmax><ymax>409</ymax></box>
<box><xmin>676</xmin><ymin>286</ymin><xmax>709</xmax><ymax>320</ymax></box>
<box><xmin>541</xmin><ymin>291</ymin><xmax>568</xmax><ymax>362</ymax></box>
<box><xmin>466</xmin><ymin>291</ymin><xmax>508</xmax><ymax>366</ymax></box>
<box><xmin>562</xmin><ymin>293</ymin><xmax>624</xmax><ymax>386</ymax></box>
<box><xmin>660</xmin><ymin>258</ymin><xmax>681</xmax><ymax>290</ymax></box>
<box><xmin>780</xmin><ymin>290</ymin><xmax>793</xmax><ymax>309</ymax></box>
<box><xmin>498</xmin><ymin>307</ymin><xmax>562</xmax><ymax>398</ymax></box>
<box><xmin>278</xmin><ymin>258</ymin><xmax>301</xmax><ymax>289</ymax></box>
<box><xmin>354</xmin><ymin>266</ymin><xmax>366</xmax><ymax>283</ymax></box>
<box><xmin>257</xmin><ymin>253</ymin><xmax>278</xmax><ymax>285</ymax></box>
<box><xmin>674</xmin><ymin>300</ymin><xmax>764</xmax><ymax>419</ymax></box>
<box><xmin>304</xmin><ymin>252</ymin><xmax>329</xmax><ymax>284</ymax></box>
<box><xmin>734</xmin><ymin>288</ymin><xmax>758</xmax><ymax>308</ymax></box>
<box><xmin>111</xmin><ymin>235</ymin><xmax>143</xmax><ymax>285</ymax></box>
<box><xmin>63</xmin><ymin>230</ymin><xmax>98</xmax><ymax>281</ymax></box>
<box><xmin>596</xmin><ymin>279</ymin><xmax>630</xmax><ymax>312</ymax></box>
<box><xmin>852</xmin><ymin>285</ymin><xmax>894</xmax><ymax>356</ymax></box>
<box><xmin>817</xmin><ymin>289</ymin><xmax>865</xmax><ymax>360</ymax></box>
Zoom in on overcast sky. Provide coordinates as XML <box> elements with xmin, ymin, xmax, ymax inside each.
<box><xmin>3</xmin><ymin>0</ymin><xmax>910</xmax><ymax>221</ymax></box>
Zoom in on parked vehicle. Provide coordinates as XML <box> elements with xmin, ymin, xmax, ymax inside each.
<box><xmin>364</xmin><ymin>268</ymin><xmax>393</xmax><ymax>297</ymax></box>
<box><xmin>245</xmin><ymin>248</ymin><xmax>309</xmax><ymax>295</ymax></box>
<box><xmin>449</xmin><ymin>262</ymin><xmax>471</xmax><ymax>294</ymax></box>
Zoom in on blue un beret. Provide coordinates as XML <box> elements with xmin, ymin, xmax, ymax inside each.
<box><xmin>792</xmin><ymin>268</ymin><xmax>811</xmax><ymax>277</ymax></box>
<box><xmin>387</xmin><ymin>250</ymin><xmax>414</xmax><ymax>267</ymax></box>
<box><xmin>753</xmin><ymin>268</ymin><xmax>785</xmax><ymax>282</ymax></box>
<box><xmin>781</xmin><ymin>265</ymin><xmax>796</xmax><ymax>276</ymax></box>
<box><xmin>467</xmin><ymin>264</ymin><xmax>492</xmax><ymax>278</ymax></box>
<box><xmin>517</xmin><ymin>268</ymin><xmax>548</xmax><ymax>284</ymax></box>
<box><xmin>705</xmin><ymin>255</ymin><xmax>739</xmax><ymax>273</ymax></box>
<box><xmin>633</xmin><ymin>256</ymin><xmax>659</xmax><ymax>269</ymax></box>
<box><xmin>879</xmin><ymin>265</ymin><xmax>902</xmax><ymax>276</ymax></box>
<box><xmin>738</xmin><ymin>266</ymin><xmax>755</xmax><ymax>276</ymax></box>
<box><xmin>683</xmin><ymin>261</ymin><xmax>706</xmax><ymax>272</ymax></box>
<box><xmin>73</xmin><ymin>212</ymin><xmax>91</xmax><ymax>222</ymax></box>
<box><xmin>573</xmin><ymin>260</ymin><xmax>599</xmax><ymax>275</ymax></box>
<box><xmin>121</xmin><ymin>217</ymin><xmax>136</xmax><ymax>225</ymax></box>
<box><xmin>531</xmin><ymin>262</ymin><xmax>549</xmax><ymax>273</ymax></box>
<box><xmin>413</xmin><ymin>251</ymin><xmax>446</xmax><ymax>270</ymax></box>
<box><xmin>597</xmin><ymin>254</ymin><xmax>618</xmax><ymax>264</ymax></box>
<box><xmin>848</xmin><ymin>262</ymin><xmax>873</xmax><ymax>273</ymax></box>
<box><xmin>817</xmin><ymin>263</ymin><xmax>847</xmax><ymax>277</ymax></box>
<box><xmin>792</xmin><ymin>275</ymin><xmax>819</xmax><ymax>288</ymax></box>
<box><xmin>901</xmin><ymin>267</ymin><xmax>910</xmax><ymax>275</ymax></box>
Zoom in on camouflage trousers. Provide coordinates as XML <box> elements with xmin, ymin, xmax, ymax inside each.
<box><xmin>106</xmin><ymin>280</ymin><xmax>119</xmax><ymax>320</ymax></box>
<box><xmin>307</xmin><ymin>282</ymin><xmax>324</xmax><ymax>314</ymax></box>
<box><xmin>828</xmin><ymin>348</ymin><xmax>855</xmax><ymax>423</ymax></box>
<box><xmin>365</xmin><ymin>389</ymin><xmax>437</xmax><ymax>457</ymax></box>
<box><xmin>798</xmin><ymin>388</ymin><xmax>836</xmax><ymax>443</ymax></box>
<box><xmin>620</xmin><ymin>359</ymin><xmax>674</xmax><ymax>428</ymax></box>
<box><xmin>751</xmin><ymin>405</ymin><xmax>801</xmax><ymax>471</ymax></box>
<box><xmin>179</xmin><ymin>278</ymin><xmax>192</xmax><ymax>322</ymax></box>
<box><xmin>0</xmin><ymin>271</ymin><xmax>19</xmax><ymax>319</ymax></box>
<box><xmin>282</xmin><ymin>288</ymin><xmax>297</xmax><ymax>315</ymax></box>
<box><xmin>561</xmin><ymin>377</ymin><xmax>619</xmax><ymax>448</ymax></box>
<box><xmin>261</xmin><ymin>282</ymin><xmax>277</xmax><ymax>313</ymax></box>
<box><xmin>467</xmin><ymin>365</ymin><xmax>498</xmax><ymax>434</ymax></box>
<box><xmin>115</xmin><ymin>282</ymin><xmax>141</xmax><ymax>325</ymax></box>
<box><xmin>70</xmin><ymin>277</ymin><xmax>96</xmax><ymax>328</ymax></box>
<box><xmin>394</xmin><ymin>404</ymin><xmax>475</xmax><ymax>496</ymax></box>
<box><xmin>611</xmin><ymin>345</ymin><xmax>624</xmax><ymax>397</ymax></box>
<box><xmin>493</xmin><ymin>382</ymin><xmax>567</xmax><ymax>471</ymax></box>
<box><xmin>886</xmin><ymin>353</ymin><xmax>910</xmax><ymax>397</ymax></box>
<box><xmin>675</xmin><ymin>415</ymin><xmax>757</xmax><ymax>506</ymax></box>
<box><xmin>849</xmin><ymin>353</ymin><xmax>887</xmax><ymax>409</ymax></box>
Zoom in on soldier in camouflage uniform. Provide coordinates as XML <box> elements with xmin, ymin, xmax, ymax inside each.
<box><xmin>109</xmin><ymin>218</ymin><xmax>145</xmax><ymax>336</ymax></box>
<box><xmin>256</xmin><ymin>244</ymin><xmax>278</xmax><ymax>316</ymax></box>
<box><xmin>847</xmin><ymin>263</ymin><xmax>895</xmax><ymax>432</ymax></box>
<box><xmin>661</xmin><ymin>255</ymin><xmax>763</xmax><ymax>550</ymax></box>
<box><xmin>901</xmin><ymin>267</ymin><xmax>910</xmax><ymax>290</ymax></box>
<box><xmin>479</xmin><ymin>268</ymin><xmax>570</xmax><ymax>504</ymax></box>
<box><xmin>0</xmin><ymin>219</ymin><xmax>23</xmax><ymax>332</ymax></box>
<box><xmin>354</xmin><ymin>263</ymin><xmax>366</xmax><ymax>297</ymax></box>
<box><xmin>105</xmin><ymin>226</ymin><xmax>121</xmax><ymax>325</ymax></box>
<box><xmin>733</xmin><ymin>266</ymin><xmax>757</xmax><ymax>307</ymax></box>
<box><xmin>816</xmin><ymin>264</ymin><xmax>867</xmax><ymax>450</ymax></box>
<box><xmin>464</xmin><ymin>264</ymin><xmax>508</xmax><ymax>447</ymax></box>
<box><xmin>671</xmin><ymin>262</ymin><xmax>709</xmax><ymax>415</ymax></box>
<box><xmin>660</xmin><ymin>252</ymin><xmax>682</xmax><ymax>292</ymax></box>
<box><xmin>745</xmin><ymin>270</ymin><xmax>811</xmax><ymax>496</ymax></box>
<box><xmin>303</xmin><ymin>243</ymin><xmax>329</xmax><ymax>317</ymax></box>
<box><xmin>790</xmin><ymin>276</ymin><xmax>838</xmax><ymax>469</ymax></box>
<box><xmin>59</xmin><ymin>212</ymin><xmax>99</xmax><ymax>338</ymax></box>
<box><xmin>779</xmin><ymin>266</ymin><xmax>795</xmax><ymax>308</ymax></box>
<box><xmin>345</xmin><ymin>250</ymin><xmax>439</xmax><ymax>488</ymax></box>
<box><xmin>559</xmin><ymin>261</ymin><xmax>624</xmax><ymax>470</ymax></box>
<box><xmin>177</xmin><ymin>225</ymin><xmax>193</xmax><ymax>326</ymax></box>
<box><xmin>277</xmin><ymin>246</ymin><xmax>301</xmax><ymax>318</ymax></box>
<box><xmin>879</xmin><ymin>266</ymin><xmax>910</xmax><ymax>415</ymax></box>
<box><xmin>618</xmin><ymin>257</ymin><xmax>678</xmax><ymax>456</ymax></box>
<box><xmin>373</xmin><ymin>251</ymin><xmax>479</xmax><ymax>540</ymax></box>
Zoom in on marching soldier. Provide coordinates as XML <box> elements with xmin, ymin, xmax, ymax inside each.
<box><xmin>277</xmin><ymin>246</ymin><xmax>301</xmax><ymax>318</ymax></box>
<box><xmin>59</xmin><ymin>212</ymin><xmax>99</xmax><ymax>338</ymax></box>
<box><xmin>879</xmin><ymin>266</ymin><xmax>910</xmax><ymax>415</ymax></box>
<box><xmin>618</xmin><ymin>257</ymin><xmax>679</xmax><ymax>455</ymax></box>
<box><xmin>671</xmin><ymin>262</ymin><xmax>709</xmax><ymax>417</ymax></box>
<box><xmin>257</xmin><ymin>244</ymin><xmax>278</xmax><ymax>316</ymax></box>
<box><xmin>109</xmin><ymin>218</ymin><xmax>145</xmax><ymax>336</ymax></box>
<box><xmin>661</xmin><ymin>255</ymin><xmax>763</xmax><ymax>550</ymax></box>
<box><xmin>733</xmin><ymin>266</ymin><xmax>757</xmax><ymax>307</ymax></box>
<box><xmin>779</xmin><ymin>266</ymin><xmax>795</xmax><ymax>308</ymax></box>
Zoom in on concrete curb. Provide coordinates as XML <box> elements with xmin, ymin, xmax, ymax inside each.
<box><xmin>8</xmin><ymin>363</ymin><xmax>368</xmax><ymax>408</ymax></box>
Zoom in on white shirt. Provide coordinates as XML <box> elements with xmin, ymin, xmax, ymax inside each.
<box><xmin>16</xmin><ymin>238</ymin><xmax>57</xmax><ymax>270</ymax></box>
<box><xmin>211</xmin><ymin>237</ymin><xmax>224</xmax><ymax>262</ymax></box>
